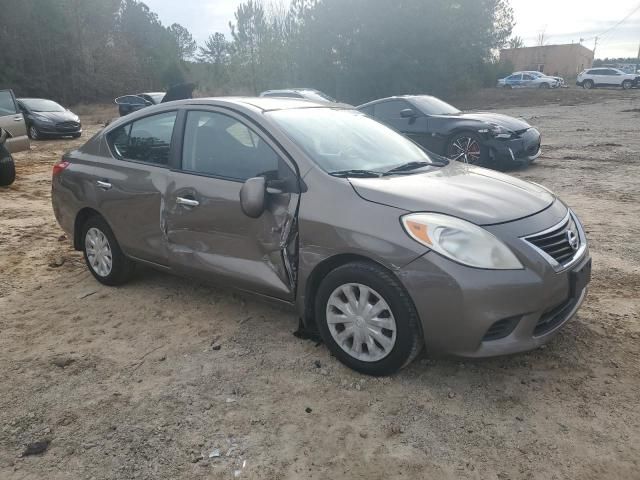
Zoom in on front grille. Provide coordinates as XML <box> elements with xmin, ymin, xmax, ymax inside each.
<box><xmin>482</xmin><ymin>316</ymin><xmax>521</xmax><ymax>341</ymax></box>
<box><xmin>534</xmin><ymin>297</ymin><xmax>579</xmax><ymax>336</ymax></box>
<box><xmin>56</xmin><ymin>121</ymin><xmax>80</xmax><ymax>130</ymax></box>
<box><xmin>524</xmin><ymin>214</ymin><xmax>581</xmax><ymax>267</ymax></box>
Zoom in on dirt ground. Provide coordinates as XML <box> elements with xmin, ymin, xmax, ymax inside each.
<box><xmin>1</xmin><ymin>89</ymin><xmax>639</xmax><ymax>480</ymax></box>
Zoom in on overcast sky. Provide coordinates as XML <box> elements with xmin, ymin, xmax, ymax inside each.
<box><xmin>144</xmin><ymin>0</ymin><xmax>640</xmax><ymax>59</ymax></box>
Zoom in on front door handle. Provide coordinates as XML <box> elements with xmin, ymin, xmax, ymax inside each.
<box><xmin>176</xmin><ymin>196</ymin><xmax>199</xmax><ymax>208</ymax></box>
<box><xmin>14</xmin><ymin>116</ymin><xmax>23</xmax><ymax>122</ymax></box>
<box><xmin>96</xmin><ymin>180</ymin><xmax>112</xmax><ymax>190</ymax></box>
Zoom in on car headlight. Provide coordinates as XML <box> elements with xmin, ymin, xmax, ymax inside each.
<box><xmin>488</xmin><ymin>123</ymin><xmax>513</xmax><ymax>139</ymax></box>
<box><xmin>401</xmin><ymin>213</ymin><xmax>523</xmax><ymax>270</ymax></box>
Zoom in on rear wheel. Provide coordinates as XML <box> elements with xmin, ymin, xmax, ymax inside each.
<box><xmin>315</xmin><ymin>262</ymin><xmax>423</xmax><ymax>376</ymax></box>
<box><xmin>81</xmin><ymin>216</ymin><xmax>134</xmax><ymax>286</ymax></box>
<box><xmin>583</xmin><ymin>79</ymin><xmax>594</xmax><ymax>90</ymax></box>
<box><xmin>446</xmin><ymin>132</ymin><xmax>485</xmax><ymax>165</ymax></box>
<box><xmin>0</xmin><ymin>154</ymin><xmax>16</xmax><ymax>186</ymax></box>
<box><xmin>622</xmin><ymin>80</ymin><xmax>633</xmax><ymax>90</ymax></box>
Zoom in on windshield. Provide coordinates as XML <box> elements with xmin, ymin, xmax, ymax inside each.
<box><xmin>148</xmin><ymin>93</ymin><xmax>165</xmax><ymax>103</ymax></box>
<box><xmin>21</xmin><ymin>99</ymin><xmax>65</xmax><ymax>112</ymax></box>
<box><xmin>268</xmin><ymin>108</ymin><xmax>433</xmax><ymax>173</ymax></box>
<box><xmin>411</xmin><ymin>96</ymin><xmax>460</xmax><ymax>115</ymax></box>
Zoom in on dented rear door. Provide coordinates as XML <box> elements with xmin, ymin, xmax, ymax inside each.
<box><xmin>163</xmin><ymin>108</ymin><xmax>299</xmax><ymax>301</ymax></box>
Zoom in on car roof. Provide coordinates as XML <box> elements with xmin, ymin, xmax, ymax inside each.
<box><xmin>261</xmin><ymin>88</ymin><xmax>321</xmax><ymax>94</ymax></box>
<box><xmin>148</xmin><ymin>96</ymin><xmax>343</xmax><ymax>112</ymax></box>
<box><xmin>138</xmin><ymin>92</ymin><xmax>165</xmax><ymax>96</ymax></box>
<box><xmin>357</xmin><ymin>94</ymin><xmax>437</xmax><ymax>109</ymax></box>
<box><xmin>18</xmin><ymin>97</ymin><xmax>56</xmax><ymax>101</ymax></box>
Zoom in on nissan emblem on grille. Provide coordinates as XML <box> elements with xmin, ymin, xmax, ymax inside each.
<box><xmin>567</xmin><ymin>230</ymin><xmax>579</xmax><ymax>251</ymax></box>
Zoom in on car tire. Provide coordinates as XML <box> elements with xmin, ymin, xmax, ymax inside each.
<box><xmin>445</xmin><ymin>132</ymin><xmax>486</xmax><ymax>165</ymax></box>
<box><xmin>72</xmin><ymin>133</ymin><xmax>82</xmax><ymax>139</ymax></box>
<box><xmin>81</xmin><ymin>215</ymin><xmax>134</xmax><ymax>286</ymax></box>
<box><xmin>504</xmin><ymin>85</ymin><xmax>513</xmax><ymax>89</ymax></box>
<box><xmin>539</xmin><ymin>82</ymin><xmax>551</xmax><ymax>89</ymax></box>
<box><xmin>0</xmin><ymin>154</ymin><xmax>16</xmax><ymax>187</ymax></box>
<box><xmin>28</xmin><ymin>125</ymin><xmax>40</xmax><ymax>140</ymax></box>
<box><xmin>583</xmin><ymin>80</ymin><xmax>594</xmax><ymax>90</ymax></box>
<box><xmin>622</xmin><ymin>80</ymin><xmax>633</xmax><ymax>90</ymax></box>
<box><xmin>315</xmin><ymin>261</ymin><xmax>423</xmax><ymax>376</ymax></box>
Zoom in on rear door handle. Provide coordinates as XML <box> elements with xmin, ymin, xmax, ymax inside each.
<box><xmin>96</xmin><ymin>180</ymin><xmax>112</xmax><ymax>190</ymax></box>
<box><xmin>176</xmin><ymin>196</ymin><xmax>199</xmax><ymax>207</ymax></box>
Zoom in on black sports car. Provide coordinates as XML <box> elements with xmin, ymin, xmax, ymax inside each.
<box><xmin>18</xmin><ymin>98</ymin><xmax>82</xmax><ymax>140</ymax></box>
<box><xmin>357</xmin><ymin>95</ymin><xmax>541</xmax><ymax>169</ymax></box>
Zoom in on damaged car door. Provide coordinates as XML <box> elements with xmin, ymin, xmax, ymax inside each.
<box><xmin>164</xmin><ymin>108</ymin><xmax>299</xmax><ymax>300</ymax></box>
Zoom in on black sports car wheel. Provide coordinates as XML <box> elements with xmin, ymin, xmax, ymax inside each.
<box><xmin>446</xmin><ymin>133</ymin><xmax>484</xmax><ymax>164</ymax></box>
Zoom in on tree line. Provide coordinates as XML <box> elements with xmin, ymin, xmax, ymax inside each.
<box><xmin>0</xmin><ymin>0</ymin><xmax>515</xmax><ymax>106</ymax></box>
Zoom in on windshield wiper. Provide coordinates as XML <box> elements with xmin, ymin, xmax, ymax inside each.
<box><xmin>330</xmin><ymin>169</ymin><xmax>382</xmax><ymax>178</ymax></box>
<box><xmin>383</xmin><ymin>161</ymin><xmax>433</xmax><ymax>175</ymax></box>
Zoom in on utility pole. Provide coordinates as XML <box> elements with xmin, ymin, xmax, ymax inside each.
<box><xmin>637</xmin><ymin>42</ymin><xmax>640</xmax><ymax>73</ymax></box>
<box><xmin>593</xmin><ymin>36</ymin><xmax>599</xmax><ymax>59</ymax></box>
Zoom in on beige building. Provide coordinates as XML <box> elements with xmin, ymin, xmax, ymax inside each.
<box><xmin>500</xmin><ymin>44</ymin><xmax>594</xmax><ymax>79</ymax></box>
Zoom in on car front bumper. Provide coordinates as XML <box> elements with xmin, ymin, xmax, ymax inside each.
<box><xmin>35</xmin><ymin>122</ymin><xmax>82</xmax><ymax>137</ymax></box>
<box><xmin>487</xmin><ymin>128</ymin><xmax>541</xmax><ymax>165</ymax></box>
<box><xmin>397</xmin><ymin>203</ymin><xmax>590</xmax><ymax>358</ymax></box>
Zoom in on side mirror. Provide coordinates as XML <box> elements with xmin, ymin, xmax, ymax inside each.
<box><xmin>400</xmin><ymin>108</ymin><xmax>418</xmax><ymax>119</ymax></box>
<box><xmin>239</xmin><ymin>177</ymin><xmax>266</xmax><ymax>218</ymax></box>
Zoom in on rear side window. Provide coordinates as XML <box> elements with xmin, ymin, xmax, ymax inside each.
<box><xmin>107</xmin><ymin>111</ymin><xmax>177</xmax><ymax>165</ymax></box>
<box><xmin>0</xmin><ymin>91</ymin><xmax>18</xmax><ymax>117</ymax></box>
<box><xmin>181</xmin><ymin>110</ymin><xmax>280</xmax><ymax>181</ymax></box>
<box><xmin>522</xmin><ymin>74</ymin><xmax>534</xmax><ymax>80</ymax></box>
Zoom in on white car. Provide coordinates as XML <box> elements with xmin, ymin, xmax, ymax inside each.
<box><xmin>497</xmin><ymin>72</ymin><xmax>560</xmax><ymax>89</ymax></box>
<box><xmin>576</xmin><ymin>68</ymin><xmax>639</xmax><ymax>90</ymax></box>
<box><xmin>520</xmin><ymin>71</ymin><xmax>565</xmax><ymax>87</ymax></box>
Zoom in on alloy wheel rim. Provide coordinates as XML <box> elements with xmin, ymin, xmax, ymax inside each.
<box><xmin>30</xmin><ymin>126</ymin><xmax>38</xmax><ymax>139</ymax></box>
<box><xmin>85</xmin><ymin>227</ymin><xmax>113</xmax><ymax>277</ymax></box>
<box><xmin>326</xmin><ymin>283</ymin><xmax>397</xmax><ymax>362</ymax></box>
<box><xmin>448</xmin><ymin>136</ymin><xmax>481</xmax><ymax>163</ymax></box>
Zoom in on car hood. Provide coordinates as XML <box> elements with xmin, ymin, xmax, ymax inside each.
<box><xmin>32</xmin><ymin>110</ymin><xmax>79</xmax><ymax>123</ymax></box>
<box><xmin>349</xmin><ymin>162</ymin><xmax>555</xmax><ymax>225</ymax></box>
<box><xmin>434</xmin><ymin>112</ymin><xmax>531</xmax><ymax>131</ymax></box>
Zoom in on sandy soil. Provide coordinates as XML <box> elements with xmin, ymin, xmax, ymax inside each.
<box><xmin>1</xmin><ymin>91</ymin><xmax>639</xmax><ymax>480</ymax></box>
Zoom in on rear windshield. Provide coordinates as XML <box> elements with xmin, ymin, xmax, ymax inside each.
<box><xmin>268</xmin><ymin>108</ymin><xmax>433</xmax><ymax>173</ymax></box>
<box><xmin>20</xmin><ymin>99</ymin><xmax>65</xmax><ymax>112</ymax></box>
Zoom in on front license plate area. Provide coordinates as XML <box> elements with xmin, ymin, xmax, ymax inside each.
<box><xmin>570</xmin><ymin>258</ymin><xmax>592</xmax><ymax>298</ymax></box>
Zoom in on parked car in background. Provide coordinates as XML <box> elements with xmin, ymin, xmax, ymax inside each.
<box><xmin>520</xmin><ymin>70</ymin><xmax>565</xmax><ymax>87</ymax></box>
<box><xmin>260</xmin><ymin>88</ymin><xmax>352</xmax><ymax>106</ymax></box>
<box><xmin>18</xmin><ymin>98</ymin><xmax>82</xmax><ymax>140</ymax></box>
<box><xmin>576</xmin><ymin>68</ymin><xmax>640</xmax><ymax>90</ymax></box>
<box><xmin>0</xmin><ymin>89</ymin><xmax>29</xmax><ymax>153</ymax></box>
<box><xmin>357</xmin><ymin>95</ymin><xmax>541</xmax><ymax>169</ymax></box>
<box><xmin>51</xmin><ymin>97</ymin><xmax>590</xmax><ymax>375</ymax></box>
<box><xmin>497</xmin><ymin>72</ymin><xmax>560</xmax><ymax>89</ymax></box>
<box><xmin>0</xmin><ymin>127</ymin><xmax>16</xmax><ymax>186</ymax></box>
<box><xmin>115</xmin><ymin>92</ymin><xmax>165</xmax><ymax>117</ymax></box>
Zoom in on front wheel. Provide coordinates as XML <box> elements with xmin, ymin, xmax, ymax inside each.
<box><xmin>539</xmin><ymin>82</ymin><xmax>551</xmax><ymax>89</ymax></box>
<box><xmin>622</xmin><ymin>80</ymin><xmax>633</xmax><ymax>90</ymax></box>
<box><xmin>315</xmin><ymin>262</ymin><xmax>423</xmax><ymax>376</ymax></box>
<box><xmin>28</xmin><ymin>125</ymin><xmax>40</xmax><ymax>140</ymax></box>
<box><xmin>81</xmin><ymin>216</ymin><xmax>134</xmax><ymax>286</ymax></box>
<box><xmin>0</xmin><ymin>154</ymin><xmax>16</xmax><ymax>186</ymax></box>
<box><xmin>446</xmin><ymin>132</ymin><xmax>486</xmax><ymax>165</ymax></box>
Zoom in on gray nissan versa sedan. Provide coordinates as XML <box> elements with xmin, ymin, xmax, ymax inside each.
<box><xmin>51</xmin><ymin>97</ymin><xmax>591</xmax><ymax>375</ymax></box>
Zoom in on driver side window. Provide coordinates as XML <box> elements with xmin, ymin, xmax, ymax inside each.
<box><xmin>181</xmin><ymin>110</ymin><xmax>282</xmax><ymax>181</ymax></box>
